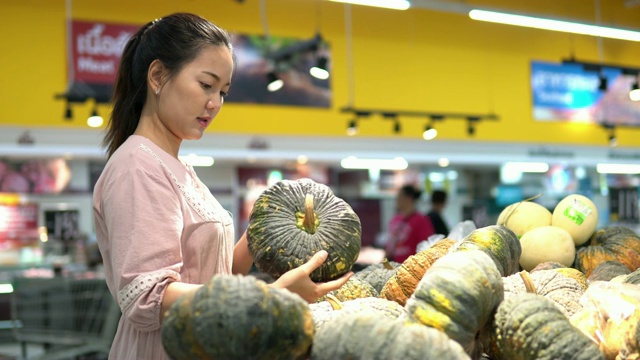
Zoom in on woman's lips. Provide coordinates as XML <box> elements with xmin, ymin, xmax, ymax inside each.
<box><xmin>197</xmin><ymin>117</ymin><xmax>210</xmax><ymax>127</ymax></box>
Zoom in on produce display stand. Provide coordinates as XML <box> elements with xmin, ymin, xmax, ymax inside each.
<box><xmin>10</xmin><ymin>276</ymin><xmax>120</xmax><ymax>360</ymax></box>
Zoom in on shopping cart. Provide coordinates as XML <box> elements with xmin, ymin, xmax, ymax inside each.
<box><xmin>10</xmin><ymin>276</ymin><xmax>120</xmax><ymax>360</ymax></box>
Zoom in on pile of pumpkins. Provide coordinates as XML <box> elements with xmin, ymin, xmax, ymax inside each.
<box><xmin>160</xmin><ymin>179</ymin><xmax>640</xmax><ymax>360</ymax></box>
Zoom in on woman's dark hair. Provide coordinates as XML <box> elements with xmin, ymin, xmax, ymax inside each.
<box><xmin>399</xmin><ymin>185</ymin><xmax>422</xmax><ymax>201</ymax></box>
<box><xmin>104</xmin><ymin>13</ymin><xmax>233</xmax><ymax>158</ymax></box>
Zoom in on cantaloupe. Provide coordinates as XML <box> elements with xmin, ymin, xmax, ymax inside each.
<box><xmin>519</xmin><ymin>226</ymin><xmax>576</xmax><ymax>271</ymax></box>
<box><xmin>497</xmin><ymin>201</ymin><xmax>552</xmax><ymax>238</ymax></box>
<box><xmin>551</xmin><ymin>194</ymin><xmax>598</xmax><ymax>246</ymax></box>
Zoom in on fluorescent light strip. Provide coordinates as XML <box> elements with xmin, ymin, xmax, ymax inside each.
<box><xmin>503</xmin><ymin>162</ymin><xmax>549</xmax><ymax>173</ymax></box>
<box><xmin>329</xmin><ymin>0</ymin><xmax>410</xmax><ymax>10</ymax></box>
<box><xmin>597</xmin><ymin>163</ymin><xmax>640</xmax><ymax>174</ymax></box>
<box><xmin>469</xmin><ymin>9</ymin><xmax>640</xmax><ymax>42</ymax></box>
<box><xmin>341</xmin><ymin>156</ymin><xmax>408</xmax><ymax>170</ymax></box>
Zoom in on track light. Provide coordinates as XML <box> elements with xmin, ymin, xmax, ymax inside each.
<box><xmin>423</xmin><ymin>123</ymin><xmax>437</xmax><ymax>140</ymax></box>
<box><xmin>87</xmin><ymin>104</ymin><xmax>103</xmax><ymax>128</ymax></box>
<box><xmin>64</xmin><ymin>101</ymin><xmax>73</xmax><ymax>120</ymax></box>
<box><xmin>630</xmin><ymin>80</ymin><xmax>640</xmax><ymax>101</ymax></box>
<box><xmin>310</xmin><ymin>56</ymin><xmax>330</xmax><ymax>80</ymax></box>
<box><xmin>347</xmin><ymin>119</ymin><xmax>358</xmax><ymax>136</ymax></box>
<box><xmin>422</xmin><ymin>114</ymin><xmax>442</xmax><ymax>140</ymax></box>
<box><xmin>393</xmin><ymin>120</ymin><xmax>402</xmax><ymax>134</ymax></box>
<box><xmin>467</xmin><ymin>116</ymin><xmax>480</xmax><ymax>136</ymax></box>
<box><xmin>598</xmin><ymin>73</ymin><xmax>608</xmax><ymax>91</ymax></box>
<box><xmin>267</xmin><ymin>72</ymin><xmax>283</xmax><ymax>92</ymax></box>
<box><xmin>602</xmin><ymin>123</ymin><xmax>617</xmax><ymax>147</ymax></box>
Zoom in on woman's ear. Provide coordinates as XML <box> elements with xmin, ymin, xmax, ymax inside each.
<box><xmin>148</xmin><ymin>59</ymin><xmax>166</xmax><ymax>94</ymax></box>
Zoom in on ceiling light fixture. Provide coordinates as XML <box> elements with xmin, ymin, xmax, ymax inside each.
<box><xmin>310</xmin><ymin>56</ymin><xmax>330</xmax><ymax>80</ymax></box>
<box><xmin>87</xmin><ymin>105</ymin><xmax>103</xmax><ymax>128</ymax></box>
<box><xmin>341</xmin><ymin>156</ymin><xmax>408</xmax><ymax>170</ymax></box>
<box><xmin>393</xmin><ymin>120</ymin><xmax>401</xmax><ymax>134</ymax></box>
<box><xmin>603</xmin><ymin>123</ymin><xmax>618</xmax><ymax>147</ymax></box>
<box><xmin>467</xmin><ymin>116</ymin><xmax>480</xmax><ymax>136</ymax></box>
<box><xmin>64</xmin><ymin>101</ymin><xmax>73</xmax><ymax>120</ymax></box>
<box><xmin>469</xmin><ymin>9</ymin><xmax>640</xmax><ymax>42</ymax></box>
<box><xmin>267</xmin><ymin>71</ymin><xmax>284</xmax><ymax>92</ymax></box>
<box><xmin>346</xmin><ymin>119</ymin><xmax>358</xmax><ymax>136</ymax></box>
<box><xmin>329</xmin><ymin>0</ymin><xmax>410</xmax><ymax>10</ymax></box>
<box><xmin>597</xmin><ymin>163</ymin><xmax>640</xmax><ymax>174</ymax></box>
<box><xmin>503</xmin><ymin>162</ymin><xmax>550</xmax><ymax>173</ymax></box>
<box><xmin>598</xmin><ymin>73</ymin><xmax>608</xmax><ymax>91</ymax></box>
<box><xmin>423</xmin><ymin>124</ymin><xmax>437</xmax><ymax>140</ymax></box>
<box><xmin>630</xmin><ymin>80</ymin><xmax>640</xmax><ymax>101</ymax></box>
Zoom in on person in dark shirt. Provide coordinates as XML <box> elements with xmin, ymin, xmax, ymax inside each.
<box><xmin>427</xmin><ymin>190</ymin><xmax>450</xmax><ymax>236</ymax></box>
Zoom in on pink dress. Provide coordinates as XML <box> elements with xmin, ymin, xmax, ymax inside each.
<box><xmin>93</xmin><ymin>135</ymin><xmax>234</xmax><ymax>360</ymax></box>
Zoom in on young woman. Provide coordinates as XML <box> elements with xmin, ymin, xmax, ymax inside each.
<box><xmin>93</xmin><ymin>13</ymin><xmax>350</xmax><ymax>360</ymax></box>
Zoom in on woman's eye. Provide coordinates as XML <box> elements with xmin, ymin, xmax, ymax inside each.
<box><xmin>220</xmin><ymin>91</ymin><xmax>228</xmax><ymax>98</ymax></box>
<box><xmin>199</xmin><ymin>81</ymin><xmax>212</xmax><ymax>89</ymax></box>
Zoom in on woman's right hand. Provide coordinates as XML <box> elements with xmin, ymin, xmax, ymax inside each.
<box><xmin>270</xmin><ymin>250</ymin><xmax>352</xmax><ymax>303</ymax></box>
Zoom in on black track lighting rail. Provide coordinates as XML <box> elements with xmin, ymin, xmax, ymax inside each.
<box><xmin>341</xmin><ymin>107</ymin><xmax>499</xmax><ymax>121</ymax></box>
<box><xmin>341</xmin><ymin>107</ymin><xmax>499</xmax><ymax>137</ymax></box>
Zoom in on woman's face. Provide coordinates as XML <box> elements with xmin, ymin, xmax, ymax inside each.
<box><xmin>157</xmin><ymin>44</ymin><xmax>233</xmax><ymax>141</ymax></box>
<box><xmin>396</xmin><ymin>191</ymin><xmax>412</xmax><ymax>211</ymax></box>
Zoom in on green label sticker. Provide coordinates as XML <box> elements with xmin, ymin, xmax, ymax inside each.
<box><xmin>563</xmin><ymin>198</ymin><xmax>592</xmax><ymax>225</ymax></box>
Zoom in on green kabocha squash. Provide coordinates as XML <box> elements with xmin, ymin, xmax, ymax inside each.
<box><xmin>161</xmin><ymin>293</ymin><xmax>210</xmax><ymax>360</ymax></box>
<box><xmin>574</xmin><ymin>226</ymin><xmax>640</xmax><ymax>278</ymax></box>
<box><xmin>162</xmin><ymin>275</ymin><xmax>314</xmax><ymax>360</ymax></box>
<box><xmin>381</xmin><ymin>239</ymin><xmax>457</xmax><ymax>306</ymax></box>
<box><xmin>247</xmin><ymin>178</ymin><xmax>362</xmax><ymax>282</ymax></box>
<box><xmin>588</xmin><ymin>260</ymin><xmax>631</xmax><ymax>282</ymax></box>
<box><xmin>309</xmin><ymin>295</ymin><xmax>404</xmax><ymax>331</ymax></box>
<box><xmin>354</xmin><ymin>259</ymin><xmax>400</xmax><ymax>293</ymax></box>
<box><xmin>450</xmin><ymin>225</ymin><xmax>521</xmax><ymax>276</ymax></box>
<box><xmin>316</xmin><ymin>276</ymin><xmax>377</xmax><ymax>302</ymax></box>
<box><xmin>311</xmin><ymin>314</ymin><xmax>470</xmax><ymax>360</ymax></box>
<box><xmin>405</xmin><ymin>250</ymin><xmax>503</xmax><ymax>358</ymax></box>
<box><xmin>503</xmin><ymin>270</ymin><xmax>584</xmax><ymax>318</ymax></box>
<box><xmin>489</xmin><ymin>293</ymin><xmax>604</xmax><ymax>360</ymax></box>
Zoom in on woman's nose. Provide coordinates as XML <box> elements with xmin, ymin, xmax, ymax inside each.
<box><xmin>207</xmin><ymin>96</ymin><xmax>222</xmax><ymax>110</ymax></box>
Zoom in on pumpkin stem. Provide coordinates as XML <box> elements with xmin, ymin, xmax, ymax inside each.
<box><xmin>519</xmin><ymin>270</ymin><xmax>537</xmax><ymax>294</ymax></box>
<box><xmin>303</xmin><ymin>194</ymin><xmax>316</xmax><ymax>234</ymax></box>
<box><xmin>325</xmin><ymin>294</ymin><xmax>343</xmax><ymax>310</ymax></box>
<box><xmin>382</xmin><ymin>258</ymin><xmax>394</xmax><ymax>270</ymax></box>
<box><xmin>502</xmin><ymin>193</ymin><xmax>543</xmax><ymax>226</ymax></box>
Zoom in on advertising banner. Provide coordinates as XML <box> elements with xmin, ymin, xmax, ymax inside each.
<box><xmin>531</xmin><ymin>61</ymin><xmax>640</xmax><ymax>126</ymax></box>
<box><xmin>226</xmin><ymin>34</ymin><xmax>332</xmax><ymax>107</ymax></box>
<box><xmin>64</xmin><ymin>20</ymin><xmax>332</xmax><ymax>107</ymax></box>
<box><xmin>65</xmin><ymin>20</ymin><xmax>139</xmax><ymax>102</ymax></box>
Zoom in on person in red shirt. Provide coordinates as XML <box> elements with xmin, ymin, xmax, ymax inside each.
<box><xmin>385</xmin><ymin>185</ymin><xmax>436</xmax><ymax>262</ymax></box>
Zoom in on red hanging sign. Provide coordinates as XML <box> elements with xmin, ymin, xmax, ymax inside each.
<box><xmin>70</xmin><ymin>20</ymin><xmax>140</xmax><ymax>84</ymax></box>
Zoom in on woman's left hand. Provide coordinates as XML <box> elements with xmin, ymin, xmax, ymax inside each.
<box><xmin>270</xmin><ymin>250</ymin><xmax>352</xmax><ymax>303</ymax></box>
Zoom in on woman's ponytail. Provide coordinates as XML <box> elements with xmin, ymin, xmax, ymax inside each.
<box><xmin>103</xmin><ymin>23</ymin><xmax>151</xmax><ymax>158</ymax></box>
